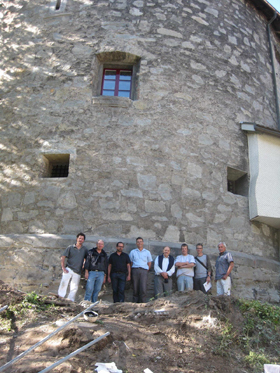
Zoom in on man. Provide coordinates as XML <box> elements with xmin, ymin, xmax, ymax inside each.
<box><xmin>58</xmin><ymin>232</ymin><xmax>88</xmax><ymax>302</ymax></box>
<box><xmin>84</xmin><ymin>239</ymin><xmax>108</xmax><ymax>303</ymax></box>
<box><xmin>215</xmin><ymin>242</ymin><xmax>234</xmax><ymax>296</ymax></box>
<box><xmin>194</xmin><ymin>243</ymin><xmax>212</xmax><ymax>293</ymax></box>
<box><xmin>129</xmin><ymin>237</ymin><xmax>152</xmax><ymax>303</ymax></box>
<box><xmin>154</xmin><ymin>246</ymin><xmax>175</xmax><ymax>298</ymax></box>
<box><xmin>108</xmin><ymin>242</ymin><xmax>131</xmax><ymax>303</ymax></box>
<box><xmin>175</xmin><ymin>243</ymin><xmax>196</xmax><ymax>291</ymax></box>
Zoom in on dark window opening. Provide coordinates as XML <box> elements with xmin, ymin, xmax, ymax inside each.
<box><xmin>227</xmin><ymin>167</ymin><xmax>248</xmax><ymax>196</ymax></box>
<box><xmin>42</xmin><ymin>154</ymin><xmax>69</xmax><ymax>178</ymax></box>
<box><xmin>55</xmin><ymin>0</ymin><xmax>61</xmax><ymax>10</ymax></box>
<box><xmin>101</xmin><ymin>68</ymin><xmax>132</xmax><ymax>98</ymax></box>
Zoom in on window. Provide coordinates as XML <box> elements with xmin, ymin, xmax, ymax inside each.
<box><xmin>49</xmin><ymin>0</ymin><xmax>67</xmax><ymax>13</ymax></box>
<box><xmin>101</xmin><ymin>69</ymin><xmax>132</xmax><ymax>98</ymax></box>
<box><xmin>92</xmin><ymin>52</ymin><xmax>141</xmax><ymax>102</ymax></box>
<box><xmin>227</xmin><ymin>167</ymin><xmax>248</xmax><ymax>196</ymax></box>
<box><xmin>42</xmin><ymin>154</ymin><xmax>70</xmax><ymax>178</ymax></box>
<box><xmin>55</xmin><ymin>0</ymin><xmax>61</xmax><ymax>10</ymax></box>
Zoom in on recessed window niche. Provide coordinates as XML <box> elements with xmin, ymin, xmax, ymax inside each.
<box><xmin>42</xmin><ymin>154</ymin><xmax>70</xmax><ymax>178</ymax></box>
<box><xmin>227</xmin><ymin>167</ymin><xmax>248</xmax><ymax>196</ymax></box>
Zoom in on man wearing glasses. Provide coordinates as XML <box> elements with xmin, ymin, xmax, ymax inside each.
<box><xmin>108</xmin><ymin>242</ymin><xmax>131</xmax><ymax>303</ymax></box>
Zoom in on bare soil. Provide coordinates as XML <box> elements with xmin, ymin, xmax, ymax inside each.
<box><xmin>0</xmin><ymin>281</ymin><xmax>279</xmax><ymax>373</ymax></box>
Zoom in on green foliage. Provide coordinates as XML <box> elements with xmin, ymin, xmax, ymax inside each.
<box><xmin>239</xmin><ymin>299</ymin><xmax>280</xmax><ymax>325</ymax></box>
<box><xmin>213</xmin><ymin>320</ymin><xmax>234</xmax><ymax>356</ymax></box>
<box><xmin>244</xmin><ymin>350</ymin><xmax>270</xmax><ymax>369</ymax></box>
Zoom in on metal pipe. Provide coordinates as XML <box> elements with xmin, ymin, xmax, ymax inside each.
<box><xmin>0</xmin><ymin>302</ymin><xmax>99</xmax><ymax>372</ymax></box>
<box><xmin>267</xmin><ymin>12</ymin><xmax>280</xmax><ymax>131</ymax></box>
<box><xmin>38</xmin><ymin>332</ymin><xmax>110</xmax><ymax>373</ymax></box>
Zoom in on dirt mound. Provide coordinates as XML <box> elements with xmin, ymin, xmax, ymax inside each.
<box><xmin>0</xmin><ymin>283</ymin><xmax>279</xmax><ymax>373</ymax></box>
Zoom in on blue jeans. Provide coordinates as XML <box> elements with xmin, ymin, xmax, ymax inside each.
<box><xmin>84</xmin><ymin>271</ymin><xmax>104</xmax><ymax>303</ymax></box>
<box><xmin>111</xmin><ymin>272</ymin><xmax>126</xmax><ymax>303</ymax></box>
<box><xmin>177</xmin><ymin>275</ymin><xmax>193</xmax><ymax>291</ymax></box>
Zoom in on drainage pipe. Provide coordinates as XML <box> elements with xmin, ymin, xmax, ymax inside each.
<box><xmin>0</xmin><ymin>301</ymin><xmax>99</xmax><ymax>372</ymax></box>
<box><xmin>267</xmin><ymin>12</ymin><xmax>280</xmax><ymax>131</ymax></box>
<box><xmin>38</xmin><ymin>332</ymin><xmax>110</xmax><ymax>373</ymax></box>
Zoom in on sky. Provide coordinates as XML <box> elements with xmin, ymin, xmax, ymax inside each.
<box><xmin>267</xmin><ymin>0</ymin><xmax>280</xmax><ymax>12</ymax></box>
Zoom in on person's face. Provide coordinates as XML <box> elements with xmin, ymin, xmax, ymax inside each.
<box><xmin>97</xmin><ymin>240</ymin><xmax>104</xmax><ymax>251</ymax></box>
<box><xmin>218</xmin><ymin>243</ymin><xmax>226</xmax><ymax>254</ymax></box>
<box><xmin>136</xmin><ymin>239</ymin><xmax>144</xmax><ymax>249</ymax></box>
<box><xmin>181</xmin><ymin>246</ymin><xmax>188</xmax><ymax>256</ymax></box>
<box><xmin>196</xmin><ymin>246</ymin><xmax>203</xmax><ymax>256</ymax></box>
<box><xmin>76</xmin><ymin>235</ymin><xmax>85</xmax><ymax>245</ymax></box>
<box><xmin>116</xmin><ymin>243</ymin><xmax>124</xmax><ymax>253</ymax></box>
<box><xmin>163</xmin><ymin>247</ymin><xmax>170</xmax><ymax>258</ymax></box>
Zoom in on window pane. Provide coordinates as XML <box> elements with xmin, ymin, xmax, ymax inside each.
<box><xmin>120</xmin><ymin>71</ymin><xmax>132</xmax><ymax>80</ymax></box>
<box><xmin>103</xmin><ymin>90</ymin><xmax>115</xmax><ymax>96</ymax></box>
<box><xmin>103</xmin><ymin>81</ymin><xmax>116</xmax><ymax>90</ymax></box>
<box><xmin>118</xmin><ymin>91</ymin><xmax>130</xmax><ymax>98</ymax></box>
<box><xmin>104</xmin><ymin>70</ymin><xmax>116</xmax><ymax>79</ymax></box>
<box><xmin>118</xmin><ymin>81</ymin><xmax>131</xmax><ymax>90</ymax></box>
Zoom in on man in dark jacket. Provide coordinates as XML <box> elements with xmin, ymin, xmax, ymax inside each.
<box><xmin>84</xmin><ymin>239</ymin><xmax>108</xmax><ymax>303</ymax></box>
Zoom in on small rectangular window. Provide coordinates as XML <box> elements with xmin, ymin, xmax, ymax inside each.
<box><xmin>101</xmin><ymin>69</ymin><xmax>132</xmax><ymax>98</ymax></box>
<box><xmin>42</xmin><ymin>154</ymin><xmax>70</xmax><ymax>178</ymax></box>
<box><xmin>227</xmin><ymin>167</ymin><xmax>248</xmax><ymax>196</ymax></box>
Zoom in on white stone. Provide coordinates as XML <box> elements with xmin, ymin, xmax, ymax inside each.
<box><xmin>145</xmin><ymin>200</ymin><xmax>166</xmax><ymax>213</ymax></box>
<box><xmin>137</xmin><ymin>174</ymin><xmax>157</xmax><ymax>190</ymax></box>
<box><xmin>158</xmin><ymin>184</ymin><xmax>172</xmax><ymax>200</ymax></box>
<box><xmin>58</xmin><ymin>192</ymin><xmax>78</xmax><ymax>209</ymax></box>
<box><xmin>157</xmin><ymin>28</ymin><xmax>183</xmax><ymax>38</ymax></box>
<box><xmin>121</xmin><ymin>189</ymin><xmax>143</xmax><ymax>198</ymax></box>
<box><xmin>163</xmin><ymin>225</ymin><xmax>180</xmax><ymax>242</ymax></box>
<box><xmin>1</xmin><ymin>208</ymin><xmax>13</xmax><ymax>222</ymax></box>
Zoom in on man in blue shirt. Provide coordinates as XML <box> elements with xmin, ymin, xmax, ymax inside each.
<box><xmin>215</xmin><ymin>242</ymin><xmax>234</xmax><ymax>296</ymax></box>
<box><xmin>129</xmin><ymin>237</ymin><xmax>152</xmax><ymax>303</ymax></box>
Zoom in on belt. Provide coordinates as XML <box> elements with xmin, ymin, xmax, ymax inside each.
<box><xmin>113</xmin><ymin>272</ymin><xmax>126</xmax><ymax>274</ymax></box>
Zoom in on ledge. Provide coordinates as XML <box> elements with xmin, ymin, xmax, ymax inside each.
<box><xmin>92</xmin><ymin>96</ymin><xmax>132</xmax><ymax>108</ymax></box>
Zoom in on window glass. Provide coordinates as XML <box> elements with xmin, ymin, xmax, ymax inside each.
<box><xmin>104</xmin><ymin>70</ymin><xmax>117</xmax><ymax>79</ymax></box>
<box><xmin>103</xmin><ymin>81</ymin><xmax>116</xmax><ymax>90</ymax></box>
<box><xmin>118</xmin><ymin>81</ymin><xmax>131</xmax><ymax>90</ymax></box>
<box><xmin>103</xmin><ymin>90</ymin><xmax>115</xmax><ymax>96</ymax></box>
<box><xmin>120</xmin><ymin>71</ymin><xmax>132</xmax><ymax>80</ymax></box>
<box><xmin>118</xmin><ymin>91</ymin><xmax>130</xmax><ymax>98</ymax></box>
<box><xmin>101</xmin><ymin>68</ymin><xmax>132</xmax><ymax>98</ymax></box>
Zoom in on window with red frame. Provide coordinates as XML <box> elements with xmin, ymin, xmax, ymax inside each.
<box><xmin>101</xmin><ymin>68</ymin><xmax>132</xmax><ymax>98</ymax></box>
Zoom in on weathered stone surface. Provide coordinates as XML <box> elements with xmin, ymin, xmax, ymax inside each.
<box><xmin>0</xmin><ymin>0</ymin><xmax>279</xmax><ymax>300</ymax></box>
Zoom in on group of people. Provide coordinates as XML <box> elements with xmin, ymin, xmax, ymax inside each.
<box><xmin>58</xmin><ymin>233</ymin><xmax>234</xmax><ymax>303</ymax></box>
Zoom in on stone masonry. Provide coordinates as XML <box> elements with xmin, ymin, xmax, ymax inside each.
<box><xmin>0</xmin><ymin>0</ymin><xmax>280</xmax><ymax>301</ymax></box>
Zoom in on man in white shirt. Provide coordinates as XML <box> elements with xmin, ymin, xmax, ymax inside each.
<box><xmin>175</xmin><ymin>243</ymin><xmax>196</xmax><ymax>291</ymax></box>
<box><xmin>129</xmin><ymin>237</ymin><xmax>152</xmax><ymax>303</ymax></box>
<box><xmin>154</xmin><ymin>246</ymin><xmax>175</xmax><ymax>298</ymax></box>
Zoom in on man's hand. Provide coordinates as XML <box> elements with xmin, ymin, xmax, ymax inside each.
<box><xmin>63</xmin><ymin>268</ymin><xmax>69</xmax><ymax>274</ymax></box>
<box><xmin>85</xmin><ymin>270</ymin><xmax>89</xmax><ymax>280</ymax></box>
<box><xmin>107</xmin><ymin>276</ymin><xmax>111</xmax><ymax>283</ymax></box>
<box><xmin>126</xmin><ymin>275</ymin><xmax>131</xmax><ymax>281</ymax></box>
<box><xmin>103</xmin><ymin>276</ymin><xmax>106</xmax><ymax>284</ymax></box>
<box><xmin>222</xmin><ymin>274</ymin><xmax>228</xmax><ymax>280</ymax></box>
<box><xmin>160</xmin><ymin>272</ymin><xmax>168</xmax><ymax>279</ymax></box>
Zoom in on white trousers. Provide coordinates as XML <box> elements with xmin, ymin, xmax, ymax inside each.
<box><xmin>58</xmin><ymin>267</ymin><xmax>81</xmax><ymax>302</ymax></box>
<box><xmin>216</xmin><ymin>277</ymin><xmax>231</xmax><ymax>296</ymax></box>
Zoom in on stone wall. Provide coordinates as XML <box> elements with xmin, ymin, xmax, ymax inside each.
<box><xmin>1</xmin><ymin>234</ymin><xmax>279</xmax><ymax>302</ymax></box>
<box><xmin>0</xmin><ymin>0</ymin><xmax>280</xmax><ymax>300</ymax></box>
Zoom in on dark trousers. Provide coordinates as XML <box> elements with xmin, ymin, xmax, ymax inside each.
<box><xmin>154</xmin><ymin>275</ymin><xmax>173</xmax><ymax>299</ymax></box>
<box><xmin>131</xmin><ymin>267</ymin><xmax>148</xmax><ymax>303</ymax></box>
<box><xmin>194</xmin><ymin>277</ymin><xmax>207</xmax><ymax>294</ymax></box>
<box><xmin>111</xmin><ymin>272</ymin><xmax>126</xmax><ymax>303</ymax></box>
